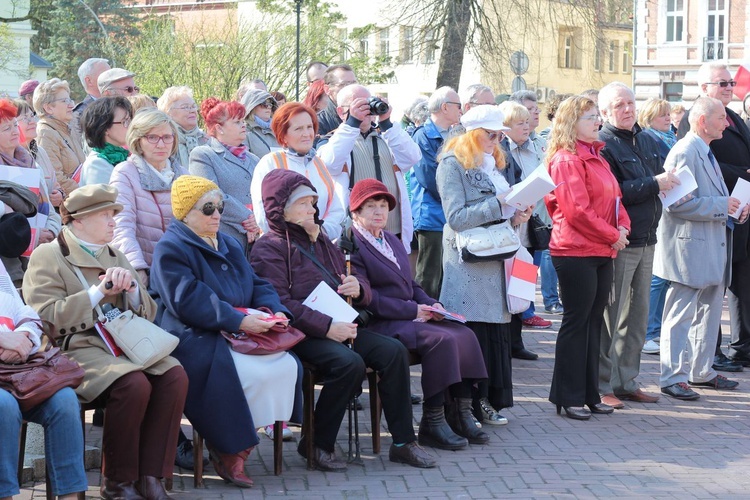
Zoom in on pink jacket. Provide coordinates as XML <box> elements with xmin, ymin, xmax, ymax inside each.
<box><xmin>111</xmin><ymin>157</ymin><xmax>186</xmax><ymax>270</ymax></box>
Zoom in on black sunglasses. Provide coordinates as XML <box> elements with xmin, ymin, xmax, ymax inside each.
<box><xmin>706</xmin><ymin>80</ymin><xmax>737</xmax><ymax>88</ymax></box>
<box><xmin>193</xmin><ymin>201</ymin><xmax>224</xmax><ymax>216</ymax></box>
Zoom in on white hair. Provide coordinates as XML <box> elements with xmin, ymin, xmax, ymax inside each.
<box><xmin>597</xmin><ymin>81</ymin><xmax>634</xmax><ymax>112</ymax></box>
<box><xmin>77</xmin><ymin>58</ymin><xmax>109</xmax><ymax>88</ymax></box>
<box><xmin>688</xmin><ymin>96</ymin><xmax>722</xmax><ymax>128</ymax></box>
<box><xmin>696</xmin><ymin>62</ymin><xmax>729</xmax><ymax>90</ymax></box>
<box><xmin>510</xmin><ymin>90</ymin><xmax>538</xmax><ymax>104</ymax></box>
<box><xmin>428</xmin><ymin>86</ymin><xmax>456</xmax><ymax>114</ymax></box>
<box><xmin>336</xmin><ymin>84</ymin><xmax>369</xmax><ymax>107</ymax></box>
<box><xmin>157</xmin><ymin>86</ymin><xmax>194</xmax><ymax>113</ymax></box>
<box><xmin>460</xmin><ymin>84</ymin><xmax>492</xmax><ymax>107</ymax></box>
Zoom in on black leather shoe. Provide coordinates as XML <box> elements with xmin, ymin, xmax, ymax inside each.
<box><xmin>175</xmin><ymin>439</ymin><xmax>208</xmax><ymax>470</ymax></box>
<box><xmin>556</xmin><ymin>405</ymin><xmax>591</xmax><ymax>420</ymax></box>
<box><xmin>135</xmin><ymin>476</ymin><xmax>170</xmax><ymax>500</ymax></box>
<box><xmin>418</xmin><ymin>404</ymin><xmax>468</xmax><ymax>450</ymax></box>
<box><xmin>446</xmin><ymin>398</ymin><xmax>490</xmax><ymax>445</ymax></box>
<box><xmin>689</xmin><ymin>374</ymin><xmax>739</xmax><ymax>390</ymax></box>
<box><xmin>411</xmin><ymin>393</ymin><xmax>422</xmax><ymax>405</ymax></box>
<box><xmin>712</xmin><ymin>354</ymin><xmax>743</xmax><ymax>372</ymax></box>
<box><xmin>389</xmin><ymin>442</ymin><xmax>436</xmax><ymax>468</ymax></box>
<box><xmin>100</xmin><ymin>477</ymin><xmax>145</xmax><ymax>500</ymax></box>
<box><xmin>297</xmin><ymin>441</ymin><xmax>347</xmax><ymax>472</ymax></box>
<box><xmin>512</xmin><ymin>348</ymin><xmax>539</xmax><ymax>360</ymax></box>
<box><xmin>729</xmin><ymin>353</ymin><xmax>750</xmax><ymax>367</ymax></box>
<box><xmin>587</xmin><ymin>403</ymin><xmax>614</xmax><ymax>414</ymax></box>
<box><xmin>661</xmin><ymin>382</ymin><xmax>700</xmax><ymax>400</ymax></box>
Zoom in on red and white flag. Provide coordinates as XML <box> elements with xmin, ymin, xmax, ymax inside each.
<box><xmin>507</xmin><ymin>258</ymin><xmax>539</xmax><ymax>302</ymax></box>
<box><xmin>733</xmin><ymin>64</ymin><xmax>750</xmax><ymax>101</ymax></box>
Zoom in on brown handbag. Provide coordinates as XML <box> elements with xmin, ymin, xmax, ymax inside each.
<box><xmin>221</xmin><ymin>307</ymin><xmax>306</xmax><ymax>355</ymax></box>
<box><xmin>0</xmin><ymin>320</ymin><xmax>85</xmax><ymax>411</ymax></box>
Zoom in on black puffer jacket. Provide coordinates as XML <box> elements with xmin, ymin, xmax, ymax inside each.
<box><xmin>599</xmin><ymin>122</ymin><xmax>664</xmax><ymax>247</ymax></box>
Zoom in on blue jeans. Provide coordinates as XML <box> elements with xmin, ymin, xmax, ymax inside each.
<box><xmin>537</xmin><ymin>249</ymin><xmax>560</xmax><ymax>309</ymax></box>
<box><xmin>0</xmin><ymin>387</ymin><xmax>87</xmax><ymax>497</ymax></box>
<box><xmin>647</xmin><ymin>275</ymin><xmax>670</xmax><ymax>342</ymax></box>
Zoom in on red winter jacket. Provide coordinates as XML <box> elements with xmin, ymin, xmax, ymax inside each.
<box><xmin>544</xmin><ymin>140</ymin><xmax>631</xmax><ymax>258</ymax></box>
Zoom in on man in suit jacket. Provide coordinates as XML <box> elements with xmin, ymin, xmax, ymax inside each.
<box><xmin>677</xmin><ymin>62</ymin><xmax>750</xmax><ymax>371</ymax></box>
<box><xmin>657</xmin><ymin>97</ymin><xmax>749</xmax><ymax>400</ymax></box>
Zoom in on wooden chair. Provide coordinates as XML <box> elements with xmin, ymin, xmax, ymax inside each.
<box><xmin>191</xmin><ymin>421</ymin><xmax>284</xmax><ymax>488</ymax></box>
<box><xmin>18</xmin><ymin>422</ymin><xmax>53</xmax><ymax>500</ymax></box>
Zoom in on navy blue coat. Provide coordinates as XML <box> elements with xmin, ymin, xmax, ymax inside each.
<box><xmin>149</xmin><ymin>220</ymin><xmax>296</xmax><ymax>453</ymax></box>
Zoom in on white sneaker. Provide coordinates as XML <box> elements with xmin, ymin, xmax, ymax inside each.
<box><xmin>642</xmin><ymin>339</ymin><xmax>660</xmax><ymax>354</ymax></box>
<box><xmin>264</xmin><ymin>422</ymin><xmax>294</xmax><ymax>441</ymax></box>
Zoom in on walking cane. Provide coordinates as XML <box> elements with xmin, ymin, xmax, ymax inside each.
<box><xmin>338</xmin><ymin>216</ymin><xmax>363</xmax><ymax>465</ymax></box>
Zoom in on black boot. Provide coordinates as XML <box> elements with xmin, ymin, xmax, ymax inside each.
<box><xmin>447</xmin><ymin>398</ymin><xmax>490</xmax><ymax>445</ymax></box>
<box><xmin>418</xmin><ymin>404</ymin><xmax>468</xmax><ymax>450</ymax></box>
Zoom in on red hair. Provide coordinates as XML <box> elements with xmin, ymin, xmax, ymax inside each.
<box><xmin>200</xmin><ymin>97</ymin><xmax>246</xmax><ymax>137</ymax></box>
<box><xmin>0</xmin><ymin>99</ymin><xmax>18</xmax><ymax>123</ymax></box>
<box><xmin>303</xmin><ymin>80</ymin><xmax>327</xmax><ymax>110</ymax></box>
<box><xmin>271</xmin><ymin>102</ymin><xmax>318</xmax><ymax>147</ymax></box>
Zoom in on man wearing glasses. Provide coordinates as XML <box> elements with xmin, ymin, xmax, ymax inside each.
<box><xmin>97</xmin><ymin>68</ymin><xmax>140</xmax><ymax>98</ymax></box>
<box><xmin>317</xmin><ymin>64</ymin><xmax>358</xmax><ymax>138</ymax></box>
<box><xmin>677</xmin><ymin>62</ymin><xmax>750</xmax><ymax>371</ymax></box>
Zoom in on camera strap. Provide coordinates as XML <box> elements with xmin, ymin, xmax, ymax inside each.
<box><xmin>347</xmin><ymin>135</ymin><xmax>384</xmax><ymax>191</ymax></box>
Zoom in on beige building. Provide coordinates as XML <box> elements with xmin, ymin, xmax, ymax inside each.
<box><xmin>633</xmin><ymin>0</ymin><xmax>749</xmax><ymax>106</ymax></box>
<box><xmin>0</xmin><ymin>0</ymin><xmax>50</xmax><ymax>97</ymax></box>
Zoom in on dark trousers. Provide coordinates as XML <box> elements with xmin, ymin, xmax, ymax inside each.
<box><xmin>728</xmin><ymin>256</ymin><xmax>750</xmax><ymax>357</ymax></box>
<box><xmin>292</xmin><ymin>329</ymin><xmax>414</xmax><ymax>452</ymax></box>
<box><xmin>550</xmin><ymin>256</ymin><xmax>613</xmax><ymax>407</ymax></box>
<box><xmin>414</xmin><ymin>230</ymin><xmax>443</xmax><ymax>300</ymax></box>
<box><xmin>92</xmin><ymin>367</ymin><xmax>188</xmax><ymax>481</ymax></box>
<box><xmin>509</xmin><ymin>314</ymin><xmax>526</xmax><ymax>353</ymax></box>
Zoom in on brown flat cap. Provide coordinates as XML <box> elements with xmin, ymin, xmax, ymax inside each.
<box><xmin>63</xmin><ymin>184</ymin><xmax>123</xmax><ymax>219</ymax></box>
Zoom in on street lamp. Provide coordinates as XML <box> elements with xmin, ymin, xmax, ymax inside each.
<box><xmin>295</xmin><ymin>0</ymin><xmax>302</xmax><ymax>101</ymax></box>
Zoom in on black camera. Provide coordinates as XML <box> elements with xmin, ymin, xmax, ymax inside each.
<box><xmin>368</xmin><ymin>97</ymin><xmax>389</xmax><ymax>116</ymax></box>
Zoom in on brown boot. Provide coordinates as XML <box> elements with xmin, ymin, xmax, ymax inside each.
<box><xmin>208</xmin><ymin>446</ymin><xmax>254</xmax><ymax>488</ymax></box>
<box><xmin>100</xmin><ymin>477</ymin><xmax>145</xmax><ymax>500</ymax></box>
<box><xmin>134</xmin><ymin>476</ymin><xmax>170</xmax><ymax>500</ymax></box>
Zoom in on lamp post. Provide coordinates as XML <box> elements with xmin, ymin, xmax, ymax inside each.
<box><xmin>76</xmin><ymin>0</ymin><xmax>115</xmax><ymax>65</ymax></box>
<box><xmin>295</xmin><ymin>0</ymin><xmax>303</xmax><ymax>101</ymax></box>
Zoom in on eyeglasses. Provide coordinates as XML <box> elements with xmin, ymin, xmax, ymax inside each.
<box><xmin>0</xmin><ymin>120</ymin><xmax>18</xmax><ymax>134</ymax></box>
<box><xmin>580</xmin><ymin>114</ymin><xmax>603</xmax><ymax>122</ymax></box>
<box><xmin>193</xmin><ymin>201</ymin><xmax>224</xmax><ymax>216</ymax></box>
<box><xmin>171</xmin><ymin>103</ymin><xmax>198</xmax><ymax>112</ymax></box>
<box><xmin>258</xmin><ymin>101</ymin><xmax>275</xmax><ymax>109</ymax></box>
<box><xmin>483</xmin><ymin>129</ymin><xmax>503</xmax><ymax>141</ymax></box>
<box><xmin>18</xmin><ymin>114</ymin><xmax>37</xmax><ymax>123</ymax></box>
<box><xmin>331</xmin><ymin>80</ymin><xmax>358</xmax><ymax>88</ymax></box>
<box><xmin>446</xmin><ymin>101</ymin><xmax>462</xmax><ymax>108</ymax></box>
<box><xmin>143</xmin><ymin>134</ymin><xmax>175</xmax><ymax>145</ymax></box>
<box><xmin>51</xmin><ymin>98</ymin><xmax>74</xmax><ymax>106</ymax></box>
<box><xmin>112</xmin><ymin>118</ymin><xmax>131</xmax><ymax>128</ymax></box>
<box><xmin>110</xmin><ymin>86</ymin><xmax>140</xmax><ymax>95</ymax></box>
<box><xmin>705</xmin><ymin>80</ymin><xmax>737</xmax><ymax>88</ymax></box>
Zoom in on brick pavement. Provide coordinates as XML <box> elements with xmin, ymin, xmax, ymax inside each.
<box><xmin>19</xmin><ymin>299</ymin><xmax>750</xmax><ymax>499</ymax></box>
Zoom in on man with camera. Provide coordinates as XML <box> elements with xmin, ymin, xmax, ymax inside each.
<box><xmin>317</xmin><ymin>84</ymin><xmax>422</xmax><ymax>251</ymax></box>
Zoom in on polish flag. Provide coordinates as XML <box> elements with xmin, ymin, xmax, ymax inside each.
<box><xmin>733</xmin><ymin>64</ymin><xmax>750</xmax><ymax>101</ymax></box>
<box><xmin>507</xmin><ymin>258</ymin><xmax>539</xmax><ymax>302</ymax></box>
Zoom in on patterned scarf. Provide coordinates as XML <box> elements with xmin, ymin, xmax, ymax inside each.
<box><xmin>177</xmin><ymin>125</ymin><xmax>207</xmax><ymax>167</ymax></box>
<box><xmin>648</xmin><ymin>128</ymin><xmax>677</xmax><ymax>149</ymax></box>
<box><xmin>93</xmin><ymin>143</ymin><xmax>129</xmax><ymax>166</ymax></box>
<box><xmin>354</xmin><ymin>221</ymin><xmax>399</xmax><ymax>269</ymax></box>
<box><xmin>0</xmin><ymin>145</ymin><xmax>34</xmax><ymax>169</ymax></box>
<box><xmin>222</xmin><ymin>142</ymin><xmax>247</xmax><ymax>160</ymax></box>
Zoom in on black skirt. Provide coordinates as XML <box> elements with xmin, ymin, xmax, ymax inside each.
<box><xmin>466</xmin><ymin>321</ymin><xmax>513</xmax><ymax>410</ymax></box>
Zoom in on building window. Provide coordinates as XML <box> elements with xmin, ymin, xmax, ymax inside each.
<box><xmin>594</xmin><ymin>39</ymin><xmax>604</xmax><ymax>71</ymax></box>
<box><xmin>558</xmin><ymin>27</ymin><xmax>582</xmax><ymax>69</ymax></box>
<box><xmin>704</xmin><ymin>0</ymin><xmax>727</xmax><ymax>60</ymax></box>
<box><xmin>359</xmin><ymin>36</ymin><xmax>369</xmax><ymax>58</ymax></box>
<box><xmin>379</xmin><ymin>28</ymin><xmax>390</xmax><ymax>57</ymax></box>
<box><xmin>622</xmin><ymin>41</ymin><xmax>631</xmax><ymax>74</ymax></box>
<box><xmin>663</xmin><ymin>82</ymin><xmax>683</xmax><ymax>102</ymax></box>
<box><xmin>400</xmin><ymin>26</ymin><xmax>414</xmax><ymax>63</ymax></box>
<box><xmin>608</xmin><ymin>41</ymin><xmax>619</xmax><ymax>73</ymax></box>
<box><xmin>665</xmin><ymin>0</ymin><xmax>685</xmax><ymax>42</ymax></box>
<box><xmin>423</xmin><ymin>28</ymin><xmax>437</xmax><ymax>64</ymax></box>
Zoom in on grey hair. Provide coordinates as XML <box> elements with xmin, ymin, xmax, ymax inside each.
<box><xmin>510</xmin><ymin>90</ymin><xmax>538</xmax><ymax>104</ymax></box>
<box><xmin>157</xmin><ymin>86</ymin><xmax>194</xmax><ymax>113</ymax></box>
<box><xmin>460</xmin><ymin>84</ymin><xmax>492</xmax><ymax>106</ymax></box>
<box><xmin>597</xmin><ymin>82</ymin><xmax>634</xmax><ymax>112</ymax></box>
<box><xmin>77</xmin><ymin>58</ymin><xmax>108</xmax><ymax>88</ymax></box>
<box><xmin>33</xmin><ymin>78</ymin><xmax>71</xmax><ymax>117</ymax></box>
<box><xmin>428</xmin><ymin>86</ymin><xmax>456</xmax><ymax>113</ymax></box>
<box><xmin>688</xmin><ymin>96</ymin><xmax>722</xmax><ymax>128</ymax></box>
<box><xmin>404</xmin><ymin>96</ymin><xmax>427</xmax><ymax>120</ymax></box>
<box><xmin>410</xmin><ymin>101</ymin><xmax>430</xmax><ymax>126</ymax></box>
<box><xmin>697</xmin><ymin>62</ymin><xmax>729</xmax><ymax>89</ymax></box>
<box><xmin>336</xmin><ymin>84</ymin><xmax>369</xmax><ymax>107</ymax></box>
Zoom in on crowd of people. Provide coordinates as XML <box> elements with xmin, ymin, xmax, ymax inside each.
<box><xmin>1</xmin><ymin>57</ymin><xmax>747</xmax><ymax>499</ymax></box>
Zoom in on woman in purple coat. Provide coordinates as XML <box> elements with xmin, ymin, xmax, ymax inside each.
<box><xmin>348</xmin><ymin>179</ymin><xmax>489</xmax><ymax>451</ymax></box>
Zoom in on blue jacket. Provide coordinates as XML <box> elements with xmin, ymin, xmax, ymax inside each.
<box><xmin>149</xmin><ymin>220</ymin><xmax>299</xmax><ymax>454</ymax></box>
<box><xmin>410</xmin><ymin>119</ymin><xmax>446</xmax><ymax>231</ymax></box>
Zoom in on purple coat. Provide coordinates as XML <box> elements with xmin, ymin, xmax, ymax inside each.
<box><xmin>249</xmin><ymin>169</ymin><xmax>372</xmax><ymax>338</ymax></box>
<box><xmin>351</xmin><ymin>227</ymin><xmax>487</xmax><ymax>398</ymax></box>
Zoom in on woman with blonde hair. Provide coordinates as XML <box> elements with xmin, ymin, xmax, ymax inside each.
<box><xmin>436</xmin><ymin>105</ymin><xmax>534</xmax><ymax>428</ymax></box>
<box><xmin>544</xmin><ymin>96</ymin><xmax>630</xmax><ymax>420</ymax></box>
<box><xmin>34</xmin><ymin>78</ymin><xmax>85</xmax><ymax>194</ymax></box>
<box><xmin>128</xmin><ymin>94</ymin><xmax>156</xmax><ymax>115</ymax></box>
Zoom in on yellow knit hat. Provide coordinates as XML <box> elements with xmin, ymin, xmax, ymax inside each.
<box><xmin>171</xmin><ymin>175</ymin><xmax>220</xmax><ymax>220</ymax></box>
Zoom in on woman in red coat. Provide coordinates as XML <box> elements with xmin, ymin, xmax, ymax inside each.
<box><xmin>348</xmin><ymin>179</ymin><xmax>488</xmax><ymax>450</ymax></box>
<box><xmin>544</xmin><ymin>96</ymin><xmax>631</xmax><ymax>420</ymax></box>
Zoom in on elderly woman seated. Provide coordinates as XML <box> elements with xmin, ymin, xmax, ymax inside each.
<box><xmin>250</xmin><ymin>169</ymin><xmax>435</xmax><ymax>471</ymax></box>
<box><xmin>0</xmin><ymin>213</ymin><xmax>87</xmax><ymax>500</ymax></box>
<box><xmin>149</xmin><ymin>175</ymin><xmax>301</xmax><ymax>488</ymax></box>
<box><xmin>23</xmin><ymin>184</ymin><xmax>188</xmax><ymax>500</ymax></box>
<box><xmin>348</xmin><ymin>179</ymin><xmax>489</xmax><ymax>450</ymax></box>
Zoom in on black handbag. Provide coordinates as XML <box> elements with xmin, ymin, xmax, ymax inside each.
<box><xmin>528</xmin><ymin>214</ymin><xmax>551</xmax><ymax>251</ymax></box>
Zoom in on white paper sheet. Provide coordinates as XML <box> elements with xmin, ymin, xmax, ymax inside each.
<box><xmin>659</xmin><ymin>166</ymin><xmax>698</xmax><ymax>208</ymax></box>
<box><xmin>302</xmin><ymin>281</ymin><xmax>359</xmax><ymax>323</ymax></box>
<box><xmin>729</xmin><ymin>178</ymin><xmax>750</xmax><ymax>217</ymax></box>
<box><xmin>504</xmin><ymin>166</ymin><xmax>558</xmax><ymax>209</ymax></box>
